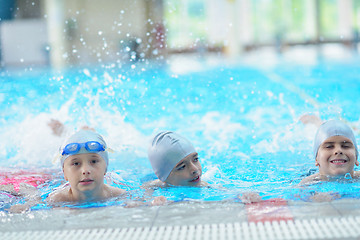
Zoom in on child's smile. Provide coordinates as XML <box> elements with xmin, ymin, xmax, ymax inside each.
<box><xmin>329</xmin><ymin>158</ymin><xmax>348</xmax><ymax>165</ymax></box>
<box><xmin>190</xmin><ymin>175</ymin><xmax>200</xmax><ymax>183</ymax></box>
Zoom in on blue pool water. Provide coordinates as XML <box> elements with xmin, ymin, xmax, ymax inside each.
<box><xmin>1</xmin><ymin>55</ymin><xmax>360</xmax><ymax>208</ymax></box>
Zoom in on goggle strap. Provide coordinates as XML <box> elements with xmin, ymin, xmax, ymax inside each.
<box><xmin>53</xmin><ymin>153</ymin><xmax>61</xmax><ymax>164</ymax></box>
<box><xmin>106</xmin><ymin>147</ymin><xmax>115</xmax><ymax>153</ymax></box>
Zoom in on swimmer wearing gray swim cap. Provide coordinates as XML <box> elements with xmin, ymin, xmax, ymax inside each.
<box><xmin>146</xmin><ymin>131</ymin><xmax>208</xmax><ymax>187</ymax></box>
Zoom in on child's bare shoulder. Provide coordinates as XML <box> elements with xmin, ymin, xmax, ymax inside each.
<box><xmin>353</xmin><ymin>171</ymin><xmax>360</xmax><ymax>179</ymax></box>
<box><xmin>299</xmin><ymin>173</ymin><xmax>322</xmax><ymax>186</ymax></box>
<box><xmin>47</xmin><ymin>186</ymin><xmax>71</xmax><ymax>203</ymax></box>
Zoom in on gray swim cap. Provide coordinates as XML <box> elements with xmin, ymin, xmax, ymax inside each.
<box><xmin>148</xmin><ymin>131</ymin><xmax>196</xmax><ymax>182</ymax></box>
<box><xmin>313</xmin><ymin>120</ymin><xmax>358</xmax><ymax>159</ymax></box>
<box><xmin>59</xmin><ymin>130</ymin><xmax>109</xmax><ymax>168</ymax></box>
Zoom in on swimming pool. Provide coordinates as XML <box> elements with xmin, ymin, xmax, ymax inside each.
<box><xmin>1</xmin><ymin>49</ymin><xmax>360</xmax><ymax>236</ymax></box>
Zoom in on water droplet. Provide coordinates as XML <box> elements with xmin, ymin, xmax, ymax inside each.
<box><xmin>83</xmin><ymin>69</ymin><xmax>91</xmax><ymax>77</ymax></box>
<box><xmin>344</xmin><ymin>173</ymin><xmax>352</xmax><ymax>179</ymax></box>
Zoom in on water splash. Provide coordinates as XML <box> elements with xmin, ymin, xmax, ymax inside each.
<box><xmin>344</xmin><ymin>173</ymin><xmax>352</xmax><ymax>180</ymax></box>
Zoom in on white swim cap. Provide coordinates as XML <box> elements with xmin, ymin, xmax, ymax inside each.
<box><xmin>313</xmin><ymin>120</ymin><xmax>358</xmax><ymax>159</ymax></box>
<box><xmin>59</xmin><ymin>130</ymin><xmax>109</xmax><ymax>168</ymax></box>
<box><xmin>148</xmin><ymin>131</ymin><xmax>196</xmax><ymax>182</ymax></box>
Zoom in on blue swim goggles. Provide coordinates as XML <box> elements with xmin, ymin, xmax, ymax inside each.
<box><xmin>61</xmin><ymin>141</ymin><xmax>106</xmax><ymax>156</ymax></box>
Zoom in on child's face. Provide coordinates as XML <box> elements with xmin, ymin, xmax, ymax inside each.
<box><xmin>316</xmin><ymin>135</ymin><xmax>359</xmax><ymax>177</ymax></box>
<box><xmin>165</xmin><ymin>152</ymin><xmax>202</xmax><ymax>186</ymax></box>
<box><xmin>63</xmin><ymin>153</ymin><xmax>107</xmax><ymax>195</ymax></box>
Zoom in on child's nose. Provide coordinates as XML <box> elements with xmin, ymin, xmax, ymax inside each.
<box><xmin>334</xmin><ymin>145</ymin><xmax>343</xmax><ymax>155</ymax></box>
<box><xmin>189</xmin><ymin>163</ymin><xmax>199</xmax><ymax>174</ymax></box>
<box><xmin>81</xmin><ymin>164</ymin><xmax>91</xmax><ymax>175</ymax></box>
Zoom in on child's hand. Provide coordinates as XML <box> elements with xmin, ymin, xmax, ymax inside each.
<box><xmin>299</xmin><ymin>114</ymin><xmax>323</xmax><ymax>127</ymax></box>
<box><xmin>151</xmin><ymin>196</ymin><xmax>167</xmax><ymax>206</ymax></box>
<box><xmin>8</xmin><ymin>204</ymin><xmax>30</xmax><ymax>213</ymax></box>
<box><xmin>80</xmin><ymin>125</ymin><xmax>95</xmax><ymax>131</ymax></box>
<box><xmin>47</xmin><ymin>119</ymin><xmax>65</xmax><ymax>136</ymax></box>
<box><xmin>310</xmin><ymin>192</ymin><xmax>340</xmax><ymax>202</ymax></box>
<box><xmin>0</xmin><ymin>184</ymin><xmax>17</xmax><ymax>194</ymax></box>
<box><xmin>124</xmin><ymin>201</ymin><xmax>145</xmax><ymax>208</ymax></box>
<box><xmin>238</xmin><ymin>192</ymin><xmax>262</xmax><ymax>204</ymax></box>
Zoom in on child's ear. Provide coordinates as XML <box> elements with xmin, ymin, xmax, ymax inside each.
<box><xmin>355</xmin><ymin>160</ymin><xmax>359</xmax><ymax>166</ymax></box>
<box><xmin>315</xmin><ymin>159</ymin><xmax>320</xmax><ymax>167</ymax></box>
<box><xmin>63</xmin><ymin>169</ymin><xmax>68</xmax><ymax>181</ymax></box>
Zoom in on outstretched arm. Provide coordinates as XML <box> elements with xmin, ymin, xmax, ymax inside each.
<box><xmin>7</xmin><ymin>183</ymin><xmax>42</xmax><ymax>213</ymax></box>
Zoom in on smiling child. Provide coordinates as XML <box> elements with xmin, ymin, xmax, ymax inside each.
<box><xmin>300</xmin><ymin>119</ymin><xmax>359</xmax><ymax>185</ymax></box>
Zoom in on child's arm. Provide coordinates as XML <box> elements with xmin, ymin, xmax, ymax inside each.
<box><xmin>7</xmin><ymin>183</ymin><xmax>42</xmax><ymax>213</ymax></box>
<box><xmin>142</xmin><ymin>180</ymin><xmax>169</xmax><ymax>205</ymax></box>
<box><xmin>8</xmin><ymin>196</ymin><xmax>41</xmax><ymax>213</ymax></box>
<box><xmin>298</xmin><ymin>174</ymin><xmax>341</xmax><ymax>202</ymax></box>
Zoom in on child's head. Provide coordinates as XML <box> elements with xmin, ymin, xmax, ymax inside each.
<box><xmin>313</xmin><ymin>120</ymin><xmax>359</xmax><ymax>177</ymax></box>
<box><xmin>148</xmin><ymin>131</ymin><xmax>202</xmax><ymax>186</ymax></box>
<box><xmin>60</xmin><ymin>130</ymin><xmax>108</xmax><ymax>168</ymax></box>
<box><xmin>59</xmin><ymin>130</ymin><xmax>109</xmax><ymax>193</ymax></box>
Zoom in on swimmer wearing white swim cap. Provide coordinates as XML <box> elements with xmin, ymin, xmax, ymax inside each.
<box><xmin>300</xmin><ymin>120</ymin><xmax>360</xmax><ymax>186</ymax></box>
<box><xmin>59</xmin><ymin>130</ymin><xmax>109</xmax><ymax>169</ymax></box>
<box><xmin>146</xmin><ymin>131</ymin><xmax>208</xmax><ymax>187</ymax></box>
